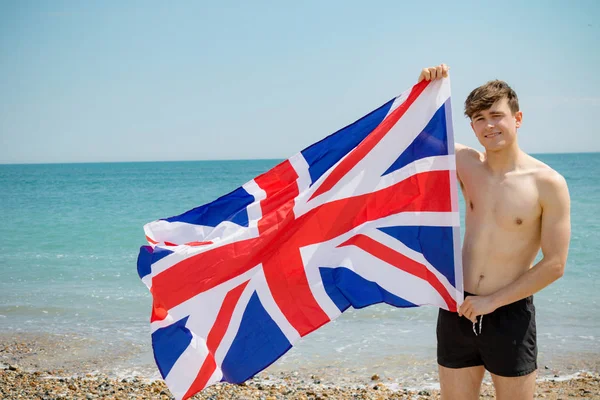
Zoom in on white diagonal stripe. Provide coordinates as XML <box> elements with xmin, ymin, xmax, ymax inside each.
<box><xmin>366</xmin><ymin>228</ymin><xmax>461</xmax><ymax>302</ymax></box>
<box><xmin>164</xmin><ymin>331</ymin><xmax>209</xmax><ymax>400</ymax></box>
<box><xmin>254</xmin><ymin>268</ymin><xmax>301</xmax><ymax>343</ymax></box>
<box><xmin>214</xmin><ymin>274</ymin><xmax>258</xmax><ymax>365</ymax></box>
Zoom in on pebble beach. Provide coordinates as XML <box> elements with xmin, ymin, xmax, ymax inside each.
<box><xmin>1</xmin><ymin>335</ymin><xmax>598</xmax><ymax>399</ymax></box>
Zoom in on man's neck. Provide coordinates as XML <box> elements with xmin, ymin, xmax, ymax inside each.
<box><xmin>484</xmin><ymin>142</ymin><xmax>523</xmax><ymax>175</ymax></box>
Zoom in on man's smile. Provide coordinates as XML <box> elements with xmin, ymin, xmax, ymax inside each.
<box><xmin>485</xmin><ymin>132</ymin><xmax>501</xmax><ymax>138</ymax></box>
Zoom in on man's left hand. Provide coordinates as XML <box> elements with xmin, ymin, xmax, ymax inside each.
<box><xmin>458</xmin><ymin>295</ymin><xmax>498</xmax><ymax>323</ymax></box>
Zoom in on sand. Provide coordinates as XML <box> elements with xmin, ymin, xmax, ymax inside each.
<box><xmin>1</xmin><ymin>334</ymin><xmax>598</xmax><ymax>399</ymax></box>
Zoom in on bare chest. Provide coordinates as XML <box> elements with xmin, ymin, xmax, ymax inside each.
<box><xmin>461</xmin><ymin>170</ymin><xmax>541</xmax><ymax>230</ymax></box>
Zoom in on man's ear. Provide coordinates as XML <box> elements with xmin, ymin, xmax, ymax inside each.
<box><xmin>470</xmin><ymin>120</ymin><xmax>476</xmax><ymax>133</ymax></box>
<box><xmin>515</xmin><ymin>111</ymin><xmax>523</xmax><ymax>128</ymax></box>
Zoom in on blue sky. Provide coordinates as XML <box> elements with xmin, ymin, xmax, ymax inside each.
<box><xmin>1</xmin><ymin>1</ymin><xmax>598</xmax><ymax>163</ymax></box>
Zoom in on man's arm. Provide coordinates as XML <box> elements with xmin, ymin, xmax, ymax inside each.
<box><xmin>417</xmin><ymin>65</ymin><xmax>479</xmax><ymax>198</ymax></box>
<box><xmin>454</xmin><ymin>143</ymin><xmax>482</xmax><ymax>191</ymax></box>
<box><xmin>459</xmin><ymin>170</ymin><xmax>571</xmax><ymax>320</ymax></box>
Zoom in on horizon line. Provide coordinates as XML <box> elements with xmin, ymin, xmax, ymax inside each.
<box><xmin>1</xmin><ymin>151</ymin><xmax>598</xmax><ymax>166</ymax></box>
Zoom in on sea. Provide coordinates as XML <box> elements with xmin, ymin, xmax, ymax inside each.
<box><xmin>1</xmin><ymin>153</ymin><xmax>598</xmax><ymax>388</ymax></box>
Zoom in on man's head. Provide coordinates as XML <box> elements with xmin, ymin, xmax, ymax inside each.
<box><xmin>464</xmin><ymin>80</ymin><xmax>523</xmax><ymax>151</ymax></box>
<box><xmin>464</xmin><ymin>80</ymin><xmax>519</xmax><ymax>119</ymax></box>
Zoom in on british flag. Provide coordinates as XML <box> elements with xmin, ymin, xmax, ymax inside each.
<box><xmin>137</xmin><ymin>78</ymin><xmax>463</xmax><ymax>400</ymax></box>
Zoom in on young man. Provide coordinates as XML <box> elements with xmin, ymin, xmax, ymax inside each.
<box><xmin>418</xmin><ymin>65</ymin><xmax>571</xmax><ymax>400</ymax></box>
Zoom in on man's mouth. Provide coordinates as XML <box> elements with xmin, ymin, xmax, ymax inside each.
<box><xmin>485</xmin><ymin>132</ymin><xmax>501</xmax><ymax>138</ymax></box>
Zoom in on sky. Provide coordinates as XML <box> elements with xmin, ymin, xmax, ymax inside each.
<box><xmin>0</xmin><ymin>0</ymin><xmax>599</xmax><ymax>164</ymax></box>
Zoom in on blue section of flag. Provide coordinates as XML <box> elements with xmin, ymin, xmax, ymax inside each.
<box><xmin>221</xmin><ymin>293</ymin><xmax>292</xmax><ymax>383</ymax></box>
<box><xmin>320</xmin><ymin>266</ymin><xmax>417</xmax><ymax>311</ymax></box>
<box><xmin>137</xmin><ymin>246</ymin><xmax>173</xmax><ymax>279</ymax></box>
<box><xmin>164</xmin><ymin>186</ymin><xmax>253</xmax><ymax>227</ymax></box>
<box><xmin>137</xmin><ymin>246</ymin><xmax>153</xmax><ymax>279</ymax></box>
<box><xmin>301</xmin><ymin>98</ymin><xmax>395</xmax><ymax>185</ymax></box>
<box><xmin>378</xmin><ymin>226</ymin><xmax>455</xmax><ymax>286</ymax></box>
<box><xmin>151</xmin><ymin>316</ymin><xmax>192</xmax><ymax>379</ymax></box>
<box><xmin>383</xmin><ymin>103</ymin><xmax>448</xmax><ymax>176</ymax></box>
<box><xmin>153</xmin><ymin>247</ymin><xmax>174</xmax><ymax>263</ymax></box>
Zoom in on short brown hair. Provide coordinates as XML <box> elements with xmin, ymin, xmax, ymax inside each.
<box><xmin>464</xmin><ymin>80</ymin><xmax>519</xmax><ymax>119</ymax></box>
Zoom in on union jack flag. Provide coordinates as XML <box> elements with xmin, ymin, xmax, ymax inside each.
<box><xmin>137</xmin><ymin>78</ymin><xmax>463</xmax><ymax>400</ymax></box>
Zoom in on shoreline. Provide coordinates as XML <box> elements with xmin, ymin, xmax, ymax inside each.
<box><xmin>1</xmin><ymin>367</ymin><xmax>599</xmax><ymax>399</ymax></box>
<box><xmin>1</xmin><ymin>333</ymin><xmax>599</xmax><ymax>399</ymax></box>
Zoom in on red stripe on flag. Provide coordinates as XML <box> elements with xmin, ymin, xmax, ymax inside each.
<box><xmin>254</xmin><ymin>159</ymin><xmax>300</xmax><ymax>235</ymax></box>
<box><xmin>206</xmin><ymin>281</ymin><xmax>249</xmax><ymax>352</ymax></box>
<box><xmin>262</xmin><ymin>246</ymin><xmax>330</xmax><ymax>336</ymax></box>
<box><xmin>150</xmin><ymin>287</ymin><xmax>168</xmax><ymax>323</ymax></box>
<box><xmin>146</xmin><ymin>235</ymin><xmax>178</xmax><ymax>247</ymax></box>
<box><xmin>309</xmin><ymin>80</ymin><xmax>430</xmax><ymax>201</ymax></box>
<box><xmin>151</xmin><ymin>238</ymin><xmax>260</xmax><ymax>310</ymax></box>
<box><xmin>256</xmin><ymin>159</ymin><xmax>331</xmax><ymax>336</ymax></box>
<box><xmin>296</xmin><ymin>170</ymin><xmax>452</xmax><ymax>248</ymax></box>
<box><xmin>183</xmin><ymin>355</ymin><xmax>215</xmax><ymax>400</ymax></box>
<box><xmin>185</xmin><ymin>241</ymin><xmax>213</xmax><ymax>246</ymax></box>
<box><xmin>183</xmin><ymin>281</ymin><xmax>249</xmax><ymax>399</ymax></box>
<box><xmin>337</xmin><ymin>234</ymin><xmax>456</xmax><ymax>311</ymax></box>
<box><xmin>146</xmin><ymin>235</ymin><xmax>158</xmax><ymax>244</ymax></box>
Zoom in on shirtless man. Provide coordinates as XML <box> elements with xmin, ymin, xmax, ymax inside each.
<box><xmin>418</xmin><ymin>65</ymin><xmax>571</xmax><ymax>400</ymax></box>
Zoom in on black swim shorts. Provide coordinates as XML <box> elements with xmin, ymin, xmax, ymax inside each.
<box><xmin>437</xmin><ymin>292</ymin><xmax>537</xmax><ymax>377</ymax></box>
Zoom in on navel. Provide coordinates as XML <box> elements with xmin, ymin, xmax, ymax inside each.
<box><xmin>476</xmin><ymin>274</ymin><xmax>484</xmax><ymax>288</ymax></box>
<box><xmin>469</xmin><ymin>201</ymin><xmax>474</xmax><ymax>211</ymax></box>
<box><xmin>516</xmin><ymin>218</ymin><xmax>523</xmax><ymax>225</ymax></box>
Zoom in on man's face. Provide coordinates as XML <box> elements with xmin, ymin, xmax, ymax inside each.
<box><xmin>470</xmin><ymin>97</ymin><xmax>522</xmax><ymax>152</ymax></box>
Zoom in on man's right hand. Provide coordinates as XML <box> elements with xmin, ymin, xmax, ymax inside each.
<box><xmin>418</xmin><ymin>64</ymin><xmax>449</xmax><ymax>83</ymax></box>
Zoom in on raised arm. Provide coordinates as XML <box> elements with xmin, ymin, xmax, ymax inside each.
<box><xmin>417</xmin><ymin>64</ymin><xmax>484</xmax><ymax>191</ymax></box>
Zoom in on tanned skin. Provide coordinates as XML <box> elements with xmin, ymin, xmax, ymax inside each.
<box><xmin>418</xmin><ymin>64</ymin><xmax>571</xmax><ymax>400</ymax></box>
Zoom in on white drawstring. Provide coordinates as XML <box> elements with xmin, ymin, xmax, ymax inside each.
<box><xmin>472</xmin><ymin>315</ymin><xmax>483</xmax><ymax>336</ymax></box>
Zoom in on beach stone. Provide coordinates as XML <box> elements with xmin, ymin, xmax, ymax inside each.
<box><xmin>371</xmin><ymin>374</ymin><xmax>380</xmax><ymax>381</ymax></box>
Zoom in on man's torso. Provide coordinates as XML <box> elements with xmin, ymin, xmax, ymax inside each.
<box><xmin>457</xmin><ymin>148</ymin><xmax>549</xmax><ymax>295</ymax></box>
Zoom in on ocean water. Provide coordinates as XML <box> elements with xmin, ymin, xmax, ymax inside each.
<box><xmin>0</xmin><ymin>153</ymin><xmax>599</xmax><ymax>386</ymax></box>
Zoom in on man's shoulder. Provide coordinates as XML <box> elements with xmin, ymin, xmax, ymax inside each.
<box><xmin>525</xmin><ymin>155</ymin><xmax>566</xmax><ymax>186</ymax></box>
<box><xmin>525</xmin><ymin>156</ymin><xmax>569</xmax><ymax>203</ymax></box>
<box><xmin>455</xmin><ymin>143</ymin><xmax>482</xmax><ymax>162</ymax></box>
